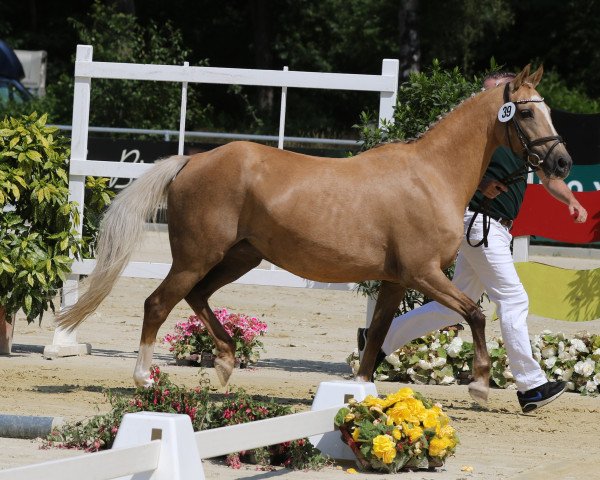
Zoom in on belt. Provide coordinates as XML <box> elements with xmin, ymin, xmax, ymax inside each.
<box><xmin>467</xmin><ymin>209</ymin><xmax>513</xmax><ymax>230</ymax></box>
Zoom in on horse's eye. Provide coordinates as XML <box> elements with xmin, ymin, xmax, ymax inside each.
<box><xmin>520</xmin><ymin>109</ymin><xmax>533</xmax><ymax>118</ymax></box>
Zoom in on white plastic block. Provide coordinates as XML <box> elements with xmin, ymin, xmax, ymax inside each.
<box><xmin>309</xmin><ymin>380</ymin><xmax>378</xmax><ymax>460</ymax></box>
<box><xmin>112</xmin><ymin>412</ymin><xmax>204</xmax><ymax>480</ymax></box>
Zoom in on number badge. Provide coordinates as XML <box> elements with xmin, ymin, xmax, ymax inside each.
<box><xmin>498</xmin><ymin>102</ymin><xmax>516</xmax><ymax>122</ymax></box>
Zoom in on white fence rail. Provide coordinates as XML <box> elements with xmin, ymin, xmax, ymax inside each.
<box><xmin>0</xmin><ymin>381</ymin><xmax>376</xmax><ymax>480</ymax></box>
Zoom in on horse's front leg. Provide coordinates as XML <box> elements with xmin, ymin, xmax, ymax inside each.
<box><xmin>356</xmin><ymin>281</ymin><xmax>405</xmax><ymax>382</ymax></box>
<box><xmin>413</xmin><ymin>268</ymin><xmax>490</xmax><ymax>403</ymax></box>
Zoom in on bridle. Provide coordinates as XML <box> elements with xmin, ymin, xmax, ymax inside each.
<box><xmin>502</xmin><ymin>82</ymin><xmax>565</xmax><ymax>169</ymax></box>
<box><xmin>466</xmin><ymin>83</ymin><xmax>566</xmax><ymax>249</ymax></box>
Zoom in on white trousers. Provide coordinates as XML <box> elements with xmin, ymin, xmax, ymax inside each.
<box><xmin>382</xmin><ymin>211</ymin><xmax>547</xmax><ymax>392</ymax></box>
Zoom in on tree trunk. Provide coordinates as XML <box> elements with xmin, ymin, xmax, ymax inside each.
<box><xmin>398</xmin><ymin>0</ymin><xmax>421</xmax><ymax>80</ymax></box>
<box><xmin>0</xmin><ymin>306</ymin><xmax>14</xmax><ymax>355</ymax></box>
<box><xmin>251</xmin><ymin>0</ymin><xmax>274</xmax><ymax>114</ymax></box>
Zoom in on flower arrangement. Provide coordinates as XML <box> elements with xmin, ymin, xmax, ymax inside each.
<box><xmin>163</xmin><ymin>308</ymin><xmax>268</xmax><ymax>366</ymax></box>
<box><xmin>335</xmin><ymin>387</ymin><xmax>458</xmax><ymax>473</ymax></box>
<box><xmin>348</xmin><ymin>329</ymin><xmax>600</xmax><ymax>396</ymax></box>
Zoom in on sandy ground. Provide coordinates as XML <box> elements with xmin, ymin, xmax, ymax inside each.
<box><xmin>1</xmin><ymin>233</ymin><xmax>599</xmax><ymax>479</ymax></box>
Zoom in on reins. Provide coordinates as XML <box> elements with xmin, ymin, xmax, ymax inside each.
<box><xmin>466</xmin><ymin>83</ymin><xmax>566</xmax><ymax>248</ymax></box>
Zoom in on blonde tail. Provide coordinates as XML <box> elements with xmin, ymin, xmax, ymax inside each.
<box><xmin>56</xmin><ymin>155</ymin><xmax>191</xmax><ymax>330</ymax></box>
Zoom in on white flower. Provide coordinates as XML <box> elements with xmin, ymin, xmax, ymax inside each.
<box><xmin>418</xmin><ymin>345</ymin><xmax>429</xmax><ymax>352</ymax></box>
<box><xmin>533</xmin><ymin>351</ymin><xmax>542</xmax><ymax>362</ymax></box>
<box><xmin>541</xmin><ymin>329</ymin><xmax>553</xmax><ymax>335</ymax></box>
<box><xmin>594</xmin><ymin>348</ymin><xmax>600</xmax><ymax>356</ymax></box>
<box><xmin>558</xmin><ymin>341</ymin><xmax>565</xmax><ymax>354</ymax></box>
<box><xmin>407</xmin><ymin>367</ymin><xmax>415</xmax><ymax>376</ymax></box>
<box><xmin>567</xmin><ymin>381</ymin><xmax>575</xmax><ymax>391</ymax></box>
<box><xmin>487</xmin><ymin>340</ymin><xmax>500</xmax><ymax>350</ymax></box>
<box><xmin>430</xmin><ymin>340</ymin><xmax>441</xmax><ymax>350</ymax></box>
<box><xmin>439</xmin><ymin>375</ymin><xmax>455</xmax><ymax>385</ymax></box>
<box><xmin>554</xmin><ymin>368</ymin><xmax>563</xmax><ymax>377</ymax></box>
<box><xmin>431</xmin><ymin>357</ymin><xmax>447</xmax><ymax>368</ymax></box>
<box><xmin>558</xmin><ymin>350</ymin><xmax>574</xmax><ymax>361</ymax></box>
<box><xmin>574</xmin><ymin>359</ymin><xmax>595</xmax><ymax>378</ymax></box>
<box><xmin>541</xmin><ymin>346</ymin><xmax>556</xmax><ymax>359</ymax></box>
<box><xmin>585</xmin><ymin>381</ymin><xmax>597</xmax><ymax>394</ymax></box>
<box><xmin>418</xmin><ymin>359</ymin><xmax>432</xmax><ymax>370</ymax></box>
<box><xmin>385</xmin><ymin>354</ymin><xmax>401</xmax><ymax>368</ymax></box>
<box><xmin>446</xmin><ymin>337</ymin><xmax>463</xmax><ymax>358</ymax></box>
<box><xmin>503</xmin><ymin>369</ymin><xmax>514</xmax><ymax>380</ymax></box>
<box><xmin>561</xmin><ymin>368</ymin><xmax>573</xmax><ymax>382</ymax></box>
<box><xmin>544</xmin><ymin>357</ymin><xmax>557</xmax><ymax>369</ymax></box>
<box><xmin>594</xmin><ymin>372</ymin><xmax>600</xmax><ymax>386</ymax></box>
<box><xmin>570</xmin><ymin>338</ymin><xmax>589</xmax><ymax>354</ymax></box>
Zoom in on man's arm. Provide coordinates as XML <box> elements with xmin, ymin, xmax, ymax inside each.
<box><xmin>536</xmin><ymin>170</ymin><xmax>588</xmax><ymax>223</ymax></box>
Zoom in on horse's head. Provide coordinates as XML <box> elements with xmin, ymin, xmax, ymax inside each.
<box><xmin>498</xmin><ymin>65</ymin><xmax>571</xmax><ymax>179</ymax></box>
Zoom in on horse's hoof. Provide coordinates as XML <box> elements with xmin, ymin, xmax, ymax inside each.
<box><xmin>468</xmin><ymin>381</ymin><xmax>489</xmax><ymax>405</ymax></box>
<box><xmin>133</xmin><ymin>373</ymin><xmax>154</xmax><ymax>388</ymax></box>
<box><xmin>214</xmin><ymin>357</ymin><xmax>234</xmax><ymax>387</ymax></box>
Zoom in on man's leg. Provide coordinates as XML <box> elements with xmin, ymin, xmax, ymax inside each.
<box><xmin>380</xmin><ymin>252</ymin><xmax>485</xmax><ymax>355</ymax></box>
<box><xmin>460</xmin><ymin>219</ymin><xmax>547</xmax><ymax>392</ymax></box>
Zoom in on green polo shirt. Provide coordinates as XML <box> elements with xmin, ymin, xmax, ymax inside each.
<box><xmin>469</xmin><ymin>146</ymin><xmax>526</xmax><ymax>220</ymax></box>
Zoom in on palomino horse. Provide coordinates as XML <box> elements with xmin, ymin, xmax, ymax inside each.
<box><xmin>58</xmin><ymin>65</ymin><xmax>570</xmax><ymax>403</ymax></box>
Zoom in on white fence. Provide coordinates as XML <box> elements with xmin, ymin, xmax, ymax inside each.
<box><xmin>66</xmin><ymin>44</ymin><xmax>399</xmax><ymax>293</ymax></box>
<box><xmin>0</xmin><ymin>381</ymin><xmax>376</xmax><ymax>480</ymax></box>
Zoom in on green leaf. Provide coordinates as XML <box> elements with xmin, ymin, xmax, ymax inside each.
<box><xmin>26</xmin><ymin>150</ymin><xmax>43</xmax><ymax>161</ymax></box>
<box><xmin>334</xmin><ymin>407</ymin><xmax>350</xmax><ymax>427</ymax></box>
<box><xmin>24</xmin><ymin>294</ymin><xmax>32</xmax><ymax>313</ymax></box>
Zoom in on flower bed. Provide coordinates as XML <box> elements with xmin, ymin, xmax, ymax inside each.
<box><xmin>46</xmin><ymin>367</ymin><xmax>329</xmax><ymax>471</ymax></box>
<box><xmin>163</xmin><ymin>308</ymin><xmax>267</xmax><ymax>367</ymax></box>
<box><xmin>348</xmin><ymin>329</ymin><xmax>600</xmax><ymax>395</ymax></box>
<box><xmin>335</xmin><ymin>388</ymin><xmax>458</xmax><ymax>473</ymax></box>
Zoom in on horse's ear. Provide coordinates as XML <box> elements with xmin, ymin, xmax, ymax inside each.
<box><xmin>512</xmin><ymin>64</ymin><xmax>531</xmax><ymax>91</ymax></box>
<box><xmin>527</xmin><ymin>65</ymin><xmax>544</xmax><ymax>88</ymax></box>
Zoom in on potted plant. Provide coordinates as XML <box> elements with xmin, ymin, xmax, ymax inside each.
<box><xmin>163</xmin><ymin>308</ymin><xmax>267</xmax><ymax>368</ymax></box>
<box><xmin>335</xmin><ymin>387</ymin><xmax>459</xmax><ymax>473</ymax></box>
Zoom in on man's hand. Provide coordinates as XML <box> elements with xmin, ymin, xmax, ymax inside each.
<box><xmin>479</xmin><ymin>178</ymin><xmax>508</xmax><ymax>199</ymax></box>
<box><xmin>569</xmin><ymin>201</ymin><xmax>588</xmax><ymax>223</ymax></box>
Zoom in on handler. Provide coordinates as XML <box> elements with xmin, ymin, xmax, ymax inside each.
<box><xmin>359</xmin><ymin>72</ymin><xmax>588</xmax><ymax>413</ymax></box>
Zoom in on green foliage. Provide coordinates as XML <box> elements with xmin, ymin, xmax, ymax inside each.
<box><xmin>47</xmin><ymin>367</ymin><xmax>330</xmax><ymax>470</ymax></box>
<box><xmin>537</xmin><ymin>70</ymin><xmax>600</xmax><ymax>114</ymax></box>
<box><xmin>0</xmin><ymin>113</ymin><xmax>113</xmax><ymax>322</ymax></box>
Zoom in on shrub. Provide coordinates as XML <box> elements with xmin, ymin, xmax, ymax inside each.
<box><xmin>0</xmin><ymin>113</ymin><xmax>113</xmax><ymax>322</ymax></box>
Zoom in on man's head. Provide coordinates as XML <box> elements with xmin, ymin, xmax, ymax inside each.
<box><xmin>483</xmin><ymin>72</ymin><xmax>516</xmax><ymax>90</ymax></box>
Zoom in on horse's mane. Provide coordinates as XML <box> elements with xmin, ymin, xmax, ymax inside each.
<box><xmin>371</xmin><ymin>89</ymin><xmax>483</xmax><ymax>150</ymax></box>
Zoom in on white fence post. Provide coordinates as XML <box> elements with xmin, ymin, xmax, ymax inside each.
<box><xmin>112</xmin><ymin>412</ymin><xmax>203</xmax><ymax>480</ymax></box>
<box><xmin>45</xmin><ymin>45</ymin><xmax>94</xmax><ymax>359</ymax></box>
<box><xmin>177</xmin><ymin>61</ymin><xmax>189</xmax><ymax>155</ymax></box>
<box><xmin>277</xmin><ymin>66</ymin><xmax>289</xmax><ymax>149</ymax></box>
<box><xmin>309</xmin><ymin>380</ymin><xmax>377</xmax><ymax>460</ymax></box>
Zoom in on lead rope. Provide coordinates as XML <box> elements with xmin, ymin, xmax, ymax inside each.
<box><xmin>466</xmin><ymin>164</ymin><xmax>531</xmax><ymax>248</ymax></box>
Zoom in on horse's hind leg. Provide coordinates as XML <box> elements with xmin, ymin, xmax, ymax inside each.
<box><xmin>412</xmin><ymin>268</ymin><xmax>490</xmax><ymax>403</ymax></box>
<box><xmin>184</xmin><ymin>241</ymin><xmax>263</xmax><ymax>386</ymax></box>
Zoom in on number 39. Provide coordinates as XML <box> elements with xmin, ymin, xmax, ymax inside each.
<box><xmin>501</xmin><ymin>105</ymin><xmax>512</xmax><ymax>118</ymax></box>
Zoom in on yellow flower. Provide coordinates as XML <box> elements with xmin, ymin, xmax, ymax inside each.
<box><xmin>392</xmin><ymin>428</ymin><xmax>402</xmax><ymax>440</ymax></box>
<box><xmin>436</xmin><ymin>424</ymin><xmax>456</xmax><ymax>443</ymax></box>
<box><xmin>346</xmin><ymin>468</ymin><xmax>358</xmax><ymax>474</ymax></box>
<box><xmin>361</xmin><ymin>395</ymin><xmax>385</xmax><ymax>408</ymax></box>
<box><xmin>387</xmin><ymin>402</ymin><xmax>411</xmax><ymax>425</ymax></box>
<box><xmin>419</xmin><ymin>408</ymin><xmax>439</xmax><ymax>429</ymax></box>
<box><xmin>352</xmin><ymin>427</ymin><xmax>360</xmax><ymax>442</ymax></box>
<box><xmin>428</xmin><ymin>436</ymin><xmax>453</xmax><ymax>457</ymax></box>
<box><xmin>403</xmin><ymin>422</ymin><xmax>423</xmax><ymax>443</ymax></box>
<box><xmin>372</xmin><ymin>434</ymin><xmax>397</xmax><ymax>464</ymax></box>
<box><xmin>344</xmin><ymin>413</ymin><xmax>355</xmax><ymax>423</ymax></box>
<box><xmin>381</xmin><ymin>387</ymin><xmax>414</xmax><ymax>408</ymax></box>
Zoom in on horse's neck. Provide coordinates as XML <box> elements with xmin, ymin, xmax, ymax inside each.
<box><xmin>414</xmin><ymin>88</ymin><xmax>503</xmax><ymax>207</ymax></box>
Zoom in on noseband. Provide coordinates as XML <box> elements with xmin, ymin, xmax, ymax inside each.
<box><xmin>502</xmin><ymin>82</ymin><xmax>565</xmax><ymax>169</ymax></box>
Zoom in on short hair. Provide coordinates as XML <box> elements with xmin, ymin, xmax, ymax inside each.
<box><xmin>483</xmin><ymin>71</ymin><xmax>516</xmax><ymax>87</ymax></box>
